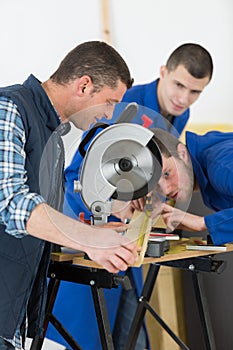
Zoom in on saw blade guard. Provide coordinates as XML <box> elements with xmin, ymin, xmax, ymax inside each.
<box><xmin>78</xmin><ymin>123</ymin><xmax>162</xmax><ymax>215</ymax></box>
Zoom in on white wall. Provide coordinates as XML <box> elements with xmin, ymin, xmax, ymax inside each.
<box><xmin>1</xmin><ymin>0</ymin><xmax>232</xmax><ymax>125</ymax></box>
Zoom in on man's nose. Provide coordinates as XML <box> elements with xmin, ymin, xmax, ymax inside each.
<box><xmin>158</xmin><ymin>179</ymin><xmax>170</xmax><ymax>197</ymax></box>
<box><xmin>178</xmin><ymin>90</ymin><xmax>191</xmax><ymax>105</ymax></box>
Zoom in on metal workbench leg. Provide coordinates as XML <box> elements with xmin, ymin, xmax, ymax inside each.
<box><xmin>48</xmin><ymin>314</ymin><xmax>82</xmax><ymax>350</ymax></box>
<box><xmin>145</xmin><ymin>300</ymin><xmax>189</xmax><ymax>350</ymax></box>
<box><xmin>192</xmin><ymin>272</ymin><xmax>217</xmax><ymax>350</ymax></box>
<box><xmin>124</xmin><ymin>263</ymin><xmax>160</xmax><ymax>350</ymax></box>
<box><xmin>30</xmin><ymin>277</ymin><xmax>82</xmax><ymax>350</ymax></box>
<box><xmin>30</xmin><ymin>278</ymin><xmax>61</xmax><ymax>350</ymax></box>
<box><xmin>125</xmin><ymin>263</ymin><xmax>190</xmax><ymax>350</ymax></box>
<box><xmin>91</xmin><ymin>284</ymin><xmax>114</xmax><ymax>350</ymax></box>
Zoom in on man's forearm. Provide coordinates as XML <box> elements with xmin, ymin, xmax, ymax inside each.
<box><xmin>26</xmin><ymin>202</ymin><xmax>94</xmax><ymax>250</ymax></box>
<box><xmin>26</xmin><ymin>202</ymin><xmax>139</xmax><ymax>273</ymax></box>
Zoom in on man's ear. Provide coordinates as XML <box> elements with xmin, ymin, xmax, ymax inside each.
<box><xmin>177</xmin><ymin>143</ymin><xmax>189</xmax><ymax>163</ymax></box>
<box><xmin>159</xmin><ymin>65</ymin><xmax>167</xmax><ymax>79</ymax></box>
<box><xmin>76</xmin><ymin>75</ymin><xmax>92</xmax><ymax>96</ymax></box>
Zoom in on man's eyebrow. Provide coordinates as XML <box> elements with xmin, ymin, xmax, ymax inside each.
<box><xmin>191</xmin><ymin>88</ymin><xmax>203</xmax><ymax>94</ymax></box>
<box><xmin>108</xmin><ymin>98</ymin><xmax>119</xmax><ymax>104</ymax></box>
<box><xmin>174</xmin><ymin>79</ymin><xmax>203</xmax><ymax>93</ymax></box>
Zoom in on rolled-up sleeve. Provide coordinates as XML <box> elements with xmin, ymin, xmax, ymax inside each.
<box><xmin>0</xmin><ymin>97</ymin><xmax>45</xmax><ymax>237</ymax></box>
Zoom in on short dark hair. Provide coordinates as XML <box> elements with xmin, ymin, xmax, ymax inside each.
<box><xmin>151</xmin><ymin>128</ymin><xmax>181</xmax><ymax>158</ymax></box>
<box><xmin>166</xmin><ymin>43</ymin><xmax>213</xmax><ymax>81</ymax></box>
<box><xmin>50</xmin><ymin>41</ymin><xmax>134</xmax><ymax>91</ymax></box>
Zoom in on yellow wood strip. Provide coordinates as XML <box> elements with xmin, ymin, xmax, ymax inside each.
<box><xmin>124</xmin><ymin>210</ymin><xmax>152</xmax><ymax>266</ymax></box>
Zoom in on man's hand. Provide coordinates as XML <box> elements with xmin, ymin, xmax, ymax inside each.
<box><xmin>27</xmin><ymin>203</ymin><xmax>140</xmax><ymax>274</ymax></box>
<box><xmin>111</xmin><ymin>198</ymin><xmax>145</xmax><ymax>221</ymax></box>
<box><xmin>101</xmin><ymin>221</ymin><xmax>129</xmax><ymax>233</ymax></box>
<box><xmin>84</xmin><ymin>227</ymin><xmax>140</xmax><ymax>273</ymax></box>
<box><xmin>161</xmin><ymin>203</ymin><xmax>206</xmax><ymax>232</ymax></box>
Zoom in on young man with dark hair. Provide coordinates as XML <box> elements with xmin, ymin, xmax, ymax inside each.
<box><xmin>152</xmin><ymin>127</ymin><xmax>233</xmax><ymax>244</ymax></box>
<box><xmin>121</xmin><ymin>42</ymin><xmax>213</xmax><ymax>134</ymax></box>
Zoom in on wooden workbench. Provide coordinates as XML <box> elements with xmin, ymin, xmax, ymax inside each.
<box><xmin>50</xmin><ymin>238</ymin><xmax>233</xmax><ymax>266</ymax></box>
<box><xmin>49</xmin><ymin>239</ymin><xmax>233</xmax><ymax>350</ymax></box>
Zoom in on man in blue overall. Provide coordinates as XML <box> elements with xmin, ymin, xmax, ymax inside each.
<box><xmin>152</xmin><ymin>128</ymin><xmax>233</xmax><ymax>245</ymax></box>
<box><xmin>47</xmin><ymin>43</ymin><xmax>213</xmax><ymax>349</ymax></box>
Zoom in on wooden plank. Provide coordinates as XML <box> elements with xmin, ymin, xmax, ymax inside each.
<box><xmin>51</xmin><ymin>251</ymin><xmax>83</xmax><ymax>262</ymax></box>
<box><xmin>124</xmin><ymin>210</ymin><xmax>152</xmax><ymax>266</ymax></box>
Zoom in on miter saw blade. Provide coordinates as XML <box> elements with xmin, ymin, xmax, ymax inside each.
<box><xmin>78</xmin><ymin>123</ymin><xmax>162</xmax><ymax>210</ymax></box>
<box><xmin>101</xmin><ymin>138</ymin><xmax>159</xmax><ymax>200</ymax></box>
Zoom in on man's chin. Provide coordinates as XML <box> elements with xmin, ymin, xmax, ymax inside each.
<box><xmin>175</xmin><ymin>195</ymin><xmax>191</xmax><ymax>211</ymax></box>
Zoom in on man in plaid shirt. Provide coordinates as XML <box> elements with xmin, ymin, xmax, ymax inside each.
<box><xmin>0</xmin><ymin>41</ymin><xmax>140</xmax><ymax>349</ymax></box>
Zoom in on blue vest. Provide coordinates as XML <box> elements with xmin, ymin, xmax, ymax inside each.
<box><xmin>0</xmin><ymin>75</ymin><xmax>64</xmax><ymax>339</ymax></box>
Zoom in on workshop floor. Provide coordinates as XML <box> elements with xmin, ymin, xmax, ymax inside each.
<box><xmin>26</xmin><ymin>338</ymin><xmax>66</xmax><ymax>350</ymax></box>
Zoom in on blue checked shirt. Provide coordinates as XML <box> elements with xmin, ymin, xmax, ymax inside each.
<box><xmin>0</xmin><ymin>97</ymin><xmax>45</xmax><ymax>237</ymax></box>
<box><xmin>0</xmin><ymin>97</ymin><xmax>45</xmax><ymax>349</ymax></box>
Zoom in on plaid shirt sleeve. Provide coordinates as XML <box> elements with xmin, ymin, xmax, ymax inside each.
<box><xmin>0</xmin><ymin>97</ymin><xmax>45</xmax><ymax>237</ymax></box>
